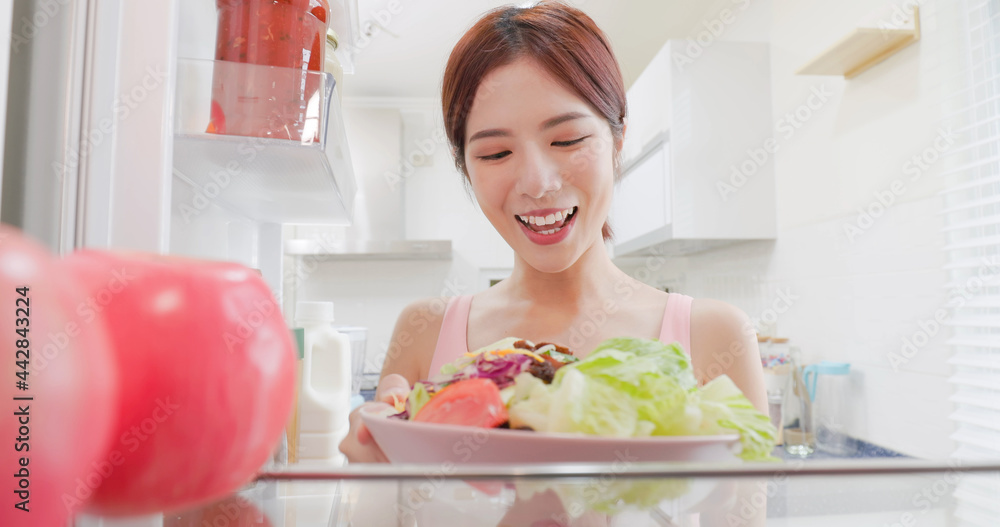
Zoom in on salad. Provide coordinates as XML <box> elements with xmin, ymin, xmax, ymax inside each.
<box><xmin>392</xmin><ymin>336</ymin><xmax>777</xmax><ymax>462</ymax></box>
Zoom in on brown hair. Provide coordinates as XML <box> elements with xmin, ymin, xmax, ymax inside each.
<box><xmin>441</xmin><ymin>1</ymin><xmax>627</xmax><ymax>241</ymax></box>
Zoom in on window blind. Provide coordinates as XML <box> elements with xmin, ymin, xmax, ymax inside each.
<box><xmin>942</xmin><ymin>0</ymin><xmax>1000</xmax><ymax>524</ymax></box>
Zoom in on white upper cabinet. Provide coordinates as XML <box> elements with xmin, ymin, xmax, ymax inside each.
<box><xmin>612</xmin><ymin>40</ymin><xmax>776</xmax><ymax>257</ymax></box>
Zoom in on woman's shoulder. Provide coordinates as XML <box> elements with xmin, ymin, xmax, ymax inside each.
<box><xmin>687</xmin><ymin>297</ymin><xmax>767</xmax><ymax>411</ymax></box>
<box><xmin>690</xmin><ymin>297</ymin><xmax>753</xmax><ymax>333</ymax></box>
<box><xmin>689</xmin><ymin>297</ymin><xmax>757</xmax><ymax>361</ymax></box>
<box><xmin>383</xmin><ymin>296</ymin><xmax>456</xmax><ymax>382</ymax></box>
<box><xmin>394</xmin><ymin>296</ymin><xmax>454</xmax><ymax>332</ymax></box>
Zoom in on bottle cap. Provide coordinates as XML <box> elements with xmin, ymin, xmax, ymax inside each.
<box><xmin>296</xmin><ymin>301</ymin><xmax>335</xmax><ymax>323</ymax></box>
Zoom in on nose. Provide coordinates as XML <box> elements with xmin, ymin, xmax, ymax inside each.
<box><xmin>514</xmin><ymin>144</ymin><xmax>563</xmax><ymax>199</ymax></box>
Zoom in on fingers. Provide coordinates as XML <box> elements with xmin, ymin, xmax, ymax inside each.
<box><xmin>341</xmin><ymin>403</ymin><xmax>392</xmax><ymax>463</ymax></box>
<box><xmin>357</xmin><ymin>421</ymin><xmax>373</xmax><ymax>445</ymax></box>
<box><xmin>376</xmin><ymin>373</ymin><xmax>411</xmax><ymax>405</ymax></box>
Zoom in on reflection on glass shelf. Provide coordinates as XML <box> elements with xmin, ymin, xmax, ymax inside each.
<box><xmin>172</xmin><ymin>58</ymin><xmax>356</xmax><ymax>225</ymax></box>
<box><xmin>74</xmin><ymin>460</ymin><xmax>1000</xmax><ymax>526</ymax></box>
<box><xmin>135</xmin><ymin>460</ymin><xmax>1000</xmax><ymax>527</ymax></box>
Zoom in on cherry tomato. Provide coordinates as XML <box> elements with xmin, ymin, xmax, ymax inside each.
<box><xmin>0</xmin><ymin>225</ymin><xmax>118</xmax><ymax>527</ymax></box>
<box><xmin>413</xmin><ymin>378</ymin><xmax>508</xmax><ymax>428</ymax></box>
<box><xmin>59</xmin><ymin>250</ymin><xmax>296</xmax><ymax>516</ymax></box>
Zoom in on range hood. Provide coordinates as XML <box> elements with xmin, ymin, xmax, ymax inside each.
<box><xmin>285</xmin><ymin>106</ymin><xmax>452</xmax><ymax>260</ymax></box>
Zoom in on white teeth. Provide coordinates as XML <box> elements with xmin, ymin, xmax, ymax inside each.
<box><xmin>519</xmin><ymin>207</ymin><xmax>576</xmax><ymax>228</ymax></box>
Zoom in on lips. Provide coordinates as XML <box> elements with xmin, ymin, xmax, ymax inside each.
<box><xmin>515</xmin><ymin>206</ymin><xmax>578</xmax><ymax>245</ymax></box>
<box><xmin>516</xmin><ymin>206</ymin><xmax>578</xmax><ymax>234</ymax></box>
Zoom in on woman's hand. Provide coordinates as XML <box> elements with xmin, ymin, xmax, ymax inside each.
<box><xmin>339</xmin><ymin>373</ymin><xmax>411</xmax><ymax>463</ymax></box>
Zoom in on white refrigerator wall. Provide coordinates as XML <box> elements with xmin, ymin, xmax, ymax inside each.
<box><xmin>0</xmin><ymin>2</ymin><xmax>12</xmax><ymax>199</ymax></box>
<box><xmin>617</xmin><ymin>0</ymin><xmax>953</xmax><ymax>459</ymax></box>
<box><xmin>170</xmin><ymin>0</ymin><xmax>249</xmax><ymax>263</ymax></box>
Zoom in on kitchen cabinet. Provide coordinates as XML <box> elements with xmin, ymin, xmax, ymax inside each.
<box><xmin>611</xmin><ymin>40</ymin><xmax>776</xmax><ymax>257</ymax></box>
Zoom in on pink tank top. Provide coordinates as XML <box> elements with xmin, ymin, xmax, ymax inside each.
<box><xmin>427</xmin><ymin>293</ymin><xmax>694</xmax><ymax>377</ymax></box>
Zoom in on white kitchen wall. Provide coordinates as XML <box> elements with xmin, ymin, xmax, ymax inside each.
<box><xmin>616</xmin><ymin>0</ymin><xmax>954</xmax><ymax>459</ymax></box>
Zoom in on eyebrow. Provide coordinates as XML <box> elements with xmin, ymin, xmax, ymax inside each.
<box><xmin>468</xmin><ymin>111</ymin><xmax>590</xmax><ymax>144</ymax></box>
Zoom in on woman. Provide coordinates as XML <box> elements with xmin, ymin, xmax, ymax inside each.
<box><xmin>340</xmin><ymin>1</ymin><xmax>767</xmax><ymax>464</ymax></box>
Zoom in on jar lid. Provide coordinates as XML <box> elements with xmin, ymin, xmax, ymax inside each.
<box><xmin>771</xmin><ymin>337</ymin><xmax>789</xmax><ymax>343</ymax></box>
<box><xmin>327</xmin><ymin>28</ymin><xmax>339</xmax><ymax>50</ymax></box>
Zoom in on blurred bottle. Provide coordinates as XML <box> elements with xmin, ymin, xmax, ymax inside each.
<box><xmin>285</xmin><ymin>327</ymin><xmax>304</xmax><ymax>464</ymax></box>
<box><xmin>804</xmin><ymin>361</ymin><xmax>856</xmax><ymax>456</ymax></box>
<box><xmin>761</xmin><ymin>338</ymin><xmax>791</xmax><ymax>436</ymax></box>
<box><xmin>325</xmin><ymin>28</ymin><xmax>344</xmax><ymax>103</ymax></box>
<box><xmin>294</xmin><ymin>301</ymin><xmax>351</xmax><ymax>466</ymax></box>
<box><xmin>781</xmin><ymin>348</ymin><xmax>815</xmax><ymax>457</ymax></box>
<box><xmin>333</xmin><ymin>325</ymin><xmax>368</xmax><ymax>410</ymax></box>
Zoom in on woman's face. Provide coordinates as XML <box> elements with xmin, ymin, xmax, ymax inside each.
<box><xmin>463</xmin><ymin>57</ymin><xmax>618</xmax><ymax>274</ymax></box>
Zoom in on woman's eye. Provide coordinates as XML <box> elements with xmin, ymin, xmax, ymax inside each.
<box><xmin>478</xmin><ymin>151</ymin><xmax>511</xmax><ymax>161</ymax></box>
<box><xmin>552</xmin><ymin>135</ymin><xmax>591</xmax><ymax>147</ymax></box>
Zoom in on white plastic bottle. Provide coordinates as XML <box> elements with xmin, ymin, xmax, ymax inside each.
<box><xmin>294</xmin><ymin>301</ymin><xmax>352</xmax><ymax>466</ymax></box>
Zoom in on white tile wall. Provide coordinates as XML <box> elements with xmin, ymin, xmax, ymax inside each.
<box><xmin>616</xmin><ymin>198</ymin><xmax>953</xmax><ymax>458</ymax></box>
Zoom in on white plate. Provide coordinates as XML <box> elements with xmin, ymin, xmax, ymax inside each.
<box><xmin>361</xmin><ymin>410</ymin><xmax>741</xmax><ymax>464</ymax></box>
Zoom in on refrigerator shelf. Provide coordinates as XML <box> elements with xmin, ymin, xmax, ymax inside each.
<box><xmin>172</xmin><ymin>58</ymin><xmax>356</xmax><ymax>225</ymax></box>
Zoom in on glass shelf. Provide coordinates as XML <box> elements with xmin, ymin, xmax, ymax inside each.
<box><xmin>75</xmin><ymin>459</ymin><xmax>1000</xmax><ymax>526</ymax></box>
<box><xmin>172</xmin><ymin>58</ymin><xmax>356</xmax><ymax>225</ymax></box>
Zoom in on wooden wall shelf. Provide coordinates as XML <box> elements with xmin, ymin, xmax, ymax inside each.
<box><xmin>796</xmin><ymin>6</ymin><xmax>920</xmax><ymax>79</ymax></box>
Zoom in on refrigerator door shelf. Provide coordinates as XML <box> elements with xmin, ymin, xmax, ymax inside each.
<box><xmin>172</xmin><ymin>58</ymin><xmax>356</xmax><ymax>225</ymax></box>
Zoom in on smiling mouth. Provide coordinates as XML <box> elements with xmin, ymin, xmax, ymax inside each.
<box><xmin>515</xmin><ymin>206</ymin><xmax>579</xmax><ymax>235</ymax></box>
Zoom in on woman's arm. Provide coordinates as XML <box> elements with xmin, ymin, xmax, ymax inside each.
<box><xmin>689</xmin><ymin>298</ymin><xmax>768</xmax><ymax>414</ymax></box>
<box><xmin>377</xmin><ymin>297</ymin><xmax>446</xmax><ymax>393</ymax></box>
<box><xmin>339</xmin><ymin>297</ymin><xmax>445</xmax><ymax>463</ymax></box>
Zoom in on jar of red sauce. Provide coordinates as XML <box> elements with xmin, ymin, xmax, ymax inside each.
<box><xmin>209</xmin><ymin>0</ymin><xmax>330</xmax><ymax>142</ymax></box>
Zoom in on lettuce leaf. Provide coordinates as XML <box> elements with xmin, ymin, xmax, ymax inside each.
<box><xmin>695</xmin><ymin>375</ymin><xmax>779</xmax><ymax>462</ymax></box>
<box><xmin>509</xmin><ymin>337</ymin><xmax>778</xmax><ymax>461</ymax></box>
<box><xmin>407</xmin><ymin>382</ymin><xmax>433</xmax><ymax>419</ymax></box>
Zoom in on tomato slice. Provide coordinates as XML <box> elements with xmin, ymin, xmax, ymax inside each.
<box><xmin>413</xmin><ymin>378</ymin><xmax>508</xmax><ymax>428</ymax></box>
